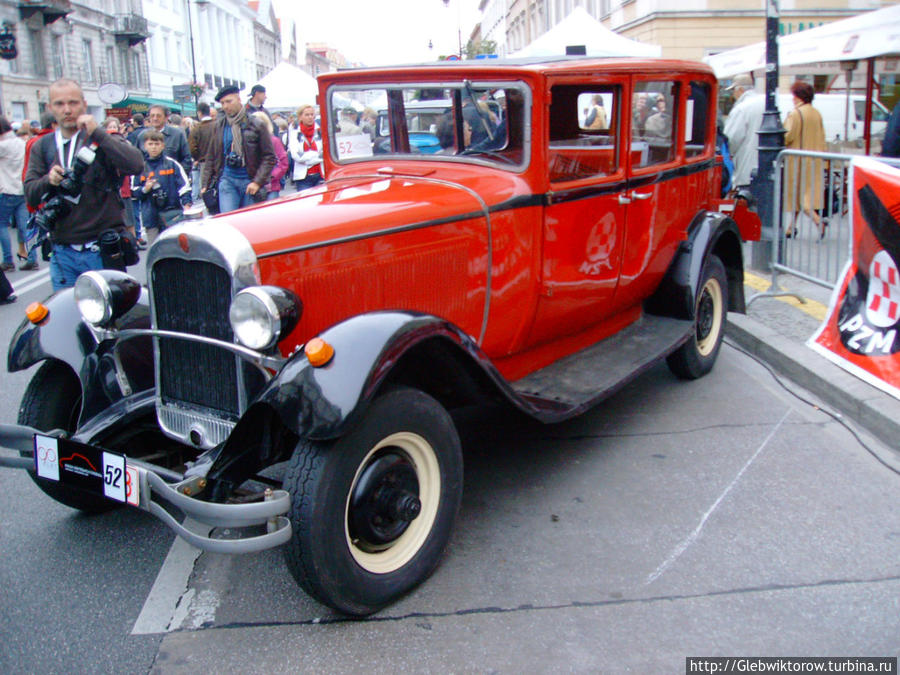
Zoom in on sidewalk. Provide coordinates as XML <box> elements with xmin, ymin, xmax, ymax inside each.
<box><xmin>728</xmin><ymin>265</ymin><xmax>900</xmax><ymax>456</ymax></box>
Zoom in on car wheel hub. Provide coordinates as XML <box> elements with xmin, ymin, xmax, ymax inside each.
<box><xmin>349</xmin><ymin>451</ymin><xmax>421</xmax><ymax>551</ymax></box>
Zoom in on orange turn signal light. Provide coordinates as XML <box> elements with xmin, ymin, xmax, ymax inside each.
<box><xmin>26</xmin><ymin>301</ymin><xmax>49</xmax><ymax>324</ymax></box>
<box><xmin>304</xmin><ymin>337</ymin><xmax>334</xmax><ymax>367</ymax></box>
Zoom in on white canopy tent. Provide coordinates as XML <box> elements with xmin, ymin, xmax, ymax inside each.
<box><xmin>704</xmin><ymin>5</ymin><xmax>900</xmax><ymax>153</ymax></box>
<box><xmin>511</xmin><ymin>7</ymin><xmax>662</xmax><ymax>59</ymax></box>
<box><xmin>704</xmin><ymin>5</ymin><xmax>900</xmax><ymax>79</ymax></box>
<box><xmin>240</xmin><ymin>62</ymin><xmax>319</xmax><ymax>111</ymax></box>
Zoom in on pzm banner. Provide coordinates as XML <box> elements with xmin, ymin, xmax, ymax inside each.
<box><xmin>809</xmin><ymin>156</ymin><xmax>900</xmax><ymax>400</ymax></box>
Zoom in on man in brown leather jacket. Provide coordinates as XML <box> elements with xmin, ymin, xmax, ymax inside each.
<box><xmin>188</xmin><ymin>101</ymin><xmax>215</xmax><ymax>202</ymax></box>
<box><xmin>201</xmin><ymin>85</ymin><xmax>275</xmax><ymax>214</ymax></box>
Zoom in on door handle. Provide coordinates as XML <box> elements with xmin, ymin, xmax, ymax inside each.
<box><xmin>618</xmin><ymin>193</ymin><xmax>631</xmax><ymax>205</ymax></box>
<box><xmin>631</xmin><ymin>191</ymin><xmax>652</xmax><ymax>200</ymax></box>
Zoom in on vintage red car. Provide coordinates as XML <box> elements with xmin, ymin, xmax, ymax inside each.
<box><xmin>2</xmin><ymin>58</ymin><xmax>759</xmax><ymax>616</ymax></box>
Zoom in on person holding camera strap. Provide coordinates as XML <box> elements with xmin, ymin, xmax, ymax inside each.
<box><xmin>201</xmin><ymin>85</ymin><xmax>275</xmax><ymax>214</ymax></box>
<box><xmin>132</xmin><ymin>130</ymin><xmax>192</xmax><ymax>246</ymax></box>
<box><xmin>24</xmin><ymin>78</ymin><xmax>144</xmax><ymax>291</ymax></box>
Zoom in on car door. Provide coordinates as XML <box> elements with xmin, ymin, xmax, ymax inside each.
<box><xmin>613</xmin><ymin>76</ymin><xmax>686</xmax><ymax>308</ymax></box>
<box><xmin>527</xmin><ymin>77</ymin><xmax>629</xmax><ymax>346</ymax></box>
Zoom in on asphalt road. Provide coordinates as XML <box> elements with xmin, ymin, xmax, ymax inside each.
<box><xmin>1</xmin><ymin>264</ymin><xmax>898</xmax><ymax>673</ymax></box>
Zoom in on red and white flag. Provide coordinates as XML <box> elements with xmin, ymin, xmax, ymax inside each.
<box><xmin>809</xmin><ymin>156</ymin><xmax>900</xmax><ymax>400</ymax></box>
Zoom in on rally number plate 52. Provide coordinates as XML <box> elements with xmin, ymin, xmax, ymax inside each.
<box><xmin>34</xmin><ymin>434</ymin><xmax>139</xmax><ymax>506</ymax></box>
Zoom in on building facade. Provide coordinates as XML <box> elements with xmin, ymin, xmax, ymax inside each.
<box><xmin>0</xmin><ymin>0</ymin><xmax>151</xmax><ymax>123</ymax></box>
<box><xmin>500</xmin><ymin>0</ymin><xmax>890</xmax><ymax>59</ymax></box>
<box><xmin>249</xmin><ymin>0</ymin><xmax>280</xmax><ymax>82</ymax></box>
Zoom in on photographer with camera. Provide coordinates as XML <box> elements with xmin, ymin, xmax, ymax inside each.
<box><xmin>24</xmin><ymin>78</ymin><xmax>144</xmax><ymax>290</ymax></box>
<box><xmin>201</xmin><ymin>85</ymin><xmax>275</xmax><ymax>214</ymax></box>
<box><xmin>131</xmin><ymin>130</ymin><xmax>192</xmax><ymax>245</ymax></box>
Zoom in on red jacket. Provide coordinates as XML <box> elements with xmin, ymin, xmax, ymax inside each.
<box><xmin>21</xmin><ymin>128</ymin><xmax>52</xmax><ymax>213</ymax></box>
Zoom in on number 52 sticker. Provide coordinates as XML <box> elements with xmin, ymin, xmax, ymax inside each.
<box><xmin>102</xmin><ymin>452</ymin><xmax>125</xmax><ymax>502</ymax></box>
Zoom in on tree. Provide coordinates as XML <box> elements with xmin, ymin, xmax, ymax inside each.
<box><xmin>465</xmin><ymin>39</ymin><xmax>497</xmax><ymax>59</ymax></box>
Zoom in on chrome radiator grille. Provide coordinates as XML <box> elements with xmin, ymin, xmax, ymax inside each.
<box><xmin>151</xmin><ymin>258</ymin><xmax>240</xmax><ymax>418</ymax></box>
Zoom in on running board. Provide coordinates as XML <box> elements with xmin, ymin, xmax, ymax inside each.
<box><xmin>511</xmin><ymin>314</ymin><xmax>694</xmax><ymax>418</ymax></box>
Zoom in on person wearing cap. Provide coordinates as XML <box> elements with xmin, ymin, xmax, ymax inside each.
<box><xmin>202</xmin><ymin>84</ymin><xmax>275</xmax><ymax>214</ymax></box>
<box><xmin>723</xmin><ymin>73</ymin><xmax>765</xmax><ymax>191</ymax></box>
<box><xmin>245</xmin><ymin>84</ymin><xmax>274</xmax><ymax>126</ymax></box>
<box><xmin>337</xmin><ymin>107</ymin><xmax>361</xmax><ymax>136</ymax></box>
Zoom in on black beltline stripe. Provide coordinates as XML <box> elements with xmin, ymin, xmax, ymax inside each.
<box><xmin>258</xmin><ymin>158</ymin><xmax>716</xmax><ymax>259</ymax></box>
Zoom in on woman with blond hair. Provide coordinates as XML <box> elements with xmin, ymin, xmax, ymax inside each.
<box><xmin>783</xmin><ymin>80</ymin><xmax>826</xmax><ymax>239</ymax></box>
<box><xmin>288</xmin><ymin>104</ymin><xmax>323</xmax><ymax>191</ymax></box>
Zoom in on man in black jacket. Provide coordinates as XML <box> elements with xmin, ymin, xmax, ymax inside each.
<box><xmin>24</xmin><ymin>78</ymin><xmax>145</xmax><ymax>290</ymax></box>
<box><xmin>138</xmin><ymin>105</ymin><xmax>192</xmax><ymax>175</ymax></box>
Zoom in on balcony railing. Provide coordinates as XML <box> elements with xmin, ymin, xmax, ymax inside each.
<box><xmin>18</xmin><ymin>0</ymin><xmax>72</xmax><ymax>25</ymax></box>
<box><xmin>114</xmin><ymin>13</ymin><xmax>150</xmax><ymax>46</ymax></box>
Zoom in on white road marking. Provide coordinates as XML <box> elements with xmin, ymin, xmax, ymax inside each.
<box><xmin>131</xmin><ymin>518</ymin><xmax>212</xmax><ymax>635</ymax></box>
<box><xmin>11</xmin><ymin>269</ymin><xmax>51</xmax><ymax>296</ymax></box>
<box><xmin>645</xmin><ymin>410</ymin><xmax>791</xmax><ymax>585</ymax></box>
<box><xmin>169</xmin><ymin>588</ymin><xmax>221</xmax><ymax>631</ymax></box>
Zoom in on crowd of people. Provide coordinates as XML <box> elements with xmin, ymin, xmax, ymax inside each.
<box><xmin>0</xmin><ymin>77</ymin><xmax>326</xmax><ymax>302</ymax></box>
<box><xmin>719</xmin><ymin>73</ymin><xmax>900</xmax><ymax>240</ymax></box>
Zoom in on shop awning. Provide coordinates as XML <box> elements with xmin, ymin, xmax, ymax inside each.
<box><xmin>704</xmin><ymin>5</ymin><xmax>900</xmax><ymax>79</ymax></box>
<box><xmin>113</xmin><ymin>95</ymin><xmax>197</xmax><ymax>117</ymax></box>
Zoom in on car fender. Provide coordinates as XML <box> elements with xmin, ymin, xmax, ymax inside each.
<box><xmin>258</xmin><ymin>311</ymin><xmax>490</xmax><ymax>440</ymax></box>
<box><xmin>7</xmin><ymin>288</ymin><xmax>153</xmax><ymax>422</ymax></box>
<box><xmin>645</xmin><ymin>209</ymin><xmax>746</xmax><ymax>320</ymax></box>
<box><xmin>203</xmin><ymin>311</ymin><xmax>502</xmax><ymax>493</ymax></box>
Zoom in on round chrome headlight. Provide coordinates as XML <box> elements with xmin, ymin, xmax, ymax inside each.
<box><xmin>229</xmin><ymin>286</ymin><xmax>302</xmax><ymax>351</ymax></box>
<box><xmin>74</xmin><ymin>270</ymin><xmax>142</xmax><ymax>327</ymax></box>
<box><xmin>74</xmin><ymin>272</ymin><xmax>111</xmax><ymax>325</ymax></box>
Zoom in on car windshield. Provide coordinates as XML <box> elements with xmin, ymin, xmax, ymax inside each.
<box><xmin>326</xmin><ymin>82</ymin><xmax>529</xmax><ymax>169</ymax></box>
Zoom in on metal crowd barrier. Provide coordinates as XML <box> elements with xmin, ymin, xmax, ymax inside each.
<box><xmin>748</xmin><ymin>150</ymin><xmax>900</xmax><ymax>307</ymax></box>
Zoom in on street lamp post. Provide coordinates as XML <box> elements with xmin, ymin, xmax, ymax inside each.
<box><xmin>442</xmin><ymin>0</ymin><xmax>463</xmax><ymax>58</ymax></box>
<box><xmin>186</xmin><ymin>0</ymin><xmax>200</xmax><ymax>112</ymax></box>
<box><xmin>749</xmin><ymin>0</ymin><xmax>785</xmax><ymax>270</ymax></box>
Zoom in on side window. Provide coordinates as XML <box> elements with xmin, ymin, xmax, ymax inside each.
<box><xmin>548</xmin><ymin>84</ymin><xmax>620</xmax><ymax>183</ymax></box>
<box><xmin>686</xmin><ymin>81</ymin><xmax>712</xmax><ymax>159</ymax></box>
<box><xmin>632</xmin><ymin>81</ymin><xmax>678</xmax><ymax>169</ymax></box>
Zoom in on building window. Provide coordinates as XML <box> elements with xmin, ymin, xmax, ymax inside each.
<box><xmin>82</xmin><ymin>39</ymin><xmax>95</xmax><ymax>84</ymax></box>
<box><xmin>53</xmin><ymin>35</ymin><xmax>65</xmax><ymax>79</ymax></box>
<box><xmin>105</xmin><ymin>46</ymin><xmax>116</xmax><ymax>83</ymax></box>
<box><xmin>11</xmin><ymin>102</ymin><xmax>26</xmax><ymax>123</ymax></box>
<box><xmin>119</xmin><ymin>47</ymin><xmax>130</xmax><ymax>86</ymax></box>
<box><xmin>131</xmin><ymin>51</ymin><xmax>143</xmax><ymax>88</ymax></box>
<box><xmin>30</xmin><ymin>29</ymin><xmax>47</xmax><ymax>78</ymax></box>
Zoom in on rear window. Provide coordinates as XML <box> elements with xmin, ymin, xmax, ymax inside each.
<box><xmin>548</xmin><ymin>84</ymin><xmax>622</xmax><ymax>183</ymax></box>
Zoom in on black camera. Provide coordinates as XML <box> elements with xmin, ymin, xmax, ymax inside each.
<box><xmin>32</xmin><ymin>194</ymin><xmax>72</xmax><ymax>232</ymax></box>
<box><xmin>150</xmin><ymin>183</ymin><xmax>168</xmax><ymax>209</ymax></box>
<box><xmin>225</xmin><ymin>151</ymin><xmax>244</xmax><ymax>169</ymax></box>
<box><xmin>250</xmin><ymin>185</ymin><xmax>268</xmax><ymax>203</ymax></box>
<box><xmin>57</xmin><ymin>145</ymin><xmax>96</xmax><ymax>197</ymax></box>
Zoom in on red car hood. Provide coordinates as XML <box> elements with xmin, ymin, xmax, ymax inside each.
<box><xmin>214</xmin><ymin>174</ymin><xmax>491</xmax><ymax>258</ymax></box>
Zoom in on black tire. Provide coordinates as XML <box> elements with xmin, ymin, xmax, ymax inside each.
<box><xmin>666</xmin><ymin>254</ymin><xmax>728</xmax><ymax>380</ymax></box>
<box><xmin>18</xmin><ymin>360</ymin><xmax>117</xmax><ymax>513</ymax></box>
<box><xmin>282</xmin><ymin>387</ymin><xmax>463</xmax><ymax>616</ymax></box>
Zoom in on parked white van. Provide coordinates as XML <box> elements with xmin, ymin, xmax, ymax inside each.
<box><xmin>777</xmin><ymin>93</ymin><xmax>890</xmax><ymax>143</ymax></box>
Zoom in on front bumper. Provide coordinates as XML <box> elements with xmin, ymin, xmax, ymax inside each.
<box><xmin>0</xmin><ymin>423</ymin><xmax>292</xmax><ymax>554</ymax></box>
